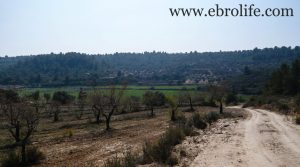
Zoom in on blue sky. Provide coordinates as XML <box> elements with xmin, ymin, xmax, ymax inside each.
<box><xmin>0</xmin><ymin>0</ymin><xmax>299</xmax><ymax>56</ymax></box>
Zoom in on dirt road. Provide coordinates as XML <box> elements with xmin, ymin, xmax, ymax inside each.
<box><xmin>190</xmin><ymin>108</ymin><xmax>300</xmax><ymax>167</ymax></box>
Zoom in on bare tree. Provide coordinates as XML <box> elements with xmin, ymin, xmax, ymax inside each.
<box><xmin>51</xmin><ymin>101</ymin><xmax>61</xmax><ymax>122</ymax></box>
<box><xmin>1</xmin><ymin>90</ymin><xmax>40</xmax><ymax>163</ymax></box>
<box><xmin>89</xmin><ymin>90</ymin><xmax>105</xmax><ymax>124</ymax></box>
<box><xmin>18</xmin><ymin>102</ymin><xmax>39</xmax><ymax>163</ymax></box>
<box><xmin>102</xmin><ymin>85</ymin><xmax>126</xmax><ymax>130</ymax></box>
<box><xmin>89</xmin><ymin>85</ymin><xmax>127</xmax><ymax>130</ymax></box>
<box><xmin>179</xmin><ymin>88</ymin><xmax>195</xmax><ymax>111</ymax></box>
<box><xmin>28</xmin><ymin>91</ymin><xmax>41</xmax><ymax>114</ymax></box>
<box><xmin>0</xmin><ymin>89</ymin><xmax>22</xmax><ymax>142</ymax></box>
<box><xmin>77</xmin><ymin>88</ymin><xmax>87</xmax><ymax>119</ymax></box>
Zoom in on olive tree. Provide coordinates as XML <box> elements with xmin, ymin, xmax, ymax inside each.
<box><xmin>166</xmin><ymin>96</ymin><xmax>180</xmax><ymax>121</ymax></box>
<box><xmin>143</xmin><ymin>91</ymin><xmax>166</xmax><ymax>117</ymax></box>
<box><xmin>121</xmin><ymin>96</ymin><xmax>141</xmax><ymax>113</ymax></box>
<box><xmin>178</xmin><ymin>88</ymin><xmax>195</xmax><ymax>111</ymax></box>
<box><xmin>51</xmin><ymin>91</ymin><xmax>74</xmax><ymax>122</ymax></box>
<box><xmin>208</xmin><ymin>84</ymin><xmax>228</xmax><ymax>114</ymax></box>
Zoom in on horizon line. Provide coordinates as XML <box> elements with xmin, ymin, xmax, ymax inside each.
<box><xmin>1</xmin><ymin>45</ymin><xmax>299</xmax><ymax>58</ymax></box>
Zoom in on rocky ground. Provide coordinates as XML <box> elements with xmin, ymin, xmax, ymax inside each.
<box><xmin>177</xmin><ymin>107</ymin><xmax>300</xmax><ymax>167</ymax></box>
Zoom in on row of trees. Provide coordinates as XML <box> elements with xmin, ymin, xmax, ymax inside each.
<box><xmin>0</xmin><ymin>84</ymin><xmax>236</xmax><ymax>165</ymax></box>
<box><xmin>1</xmin><ymin>86</ymin><xmax>233</xmax><ymax>128</ymax></box>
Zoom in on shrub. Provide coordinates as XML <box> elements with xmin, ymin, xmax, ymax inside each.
<box><xmin>171</xmin><ymin>113</ymin><xmax>196</xmax><ymax>136</ymax></box>
<box><xmin>123</xmin><ymin>151</ymin><xmax>137</xmax><ymax>167</ymax></box>
<box><xmin>276</xmin><ymin>102</ymin><xmax>290</xmax><ymax>114</ymax></box>
<box><xmin>181</xmin><ymin>123</ymin><xmax>194</xmax><ymax>136</ymax></box>
<box><xmin>243</xmin><ymin>96</ymin><xmax>281</xmax><ymax>108</ymax></box>
<box><xmin>1</xmin><ymin>151</ymin><xmax>21</xmax><ymax>167</ymax></box>
<box><xmin>243</xmin><ymin>96</ymin><xmax>262</xmax><ymax>107</ymax></box>
<box><xmin>104</xmin><ymin>155</ymin><xmax>122</xmax><ymax>167</ymax></box>
<box><xmin>225</xmin><ymin>92</ymin><xmax>238</xmax><ymax>105</ymax></box>
<box><xmin>165</xmin><ymin>126</ymin><xmax>185</xmax><ymax>146</ymax></box>
<box><xmin>26</xmin><ymin>147</ymin><xmax>45</xmax><ymax>165</ymax></box>
<box><xmin>205</xmin><ymin>111</ymin><xmax>220</xmax><ymax>124</ymax></box>
<box><xmin>152</xmin><ymin>137</ymin><xmax>171</xmax><ymax>162</ymax></box>
<box><xmin>175</xmin><ymin>112</ymin><xmax>187</xmax><ymax>124</ymax></box>
<box><xmin>142</xmin><ymin>126</ymin><xmax>185</xmax><ymax>164</ymax></box>
<box><xmin>166</xmin><ymin>153</ymin><xmax>178</xmax><ymax>166</ymax></box>
<box><xmin>142</xmin><ymin>141</ymin><xmax>154</xmax><ymax>164</ymax></box>
<box><xmin>296</xmin><ymin>116</ymin><xmax>300</xmax><ymax>125</ymax></box>
<box><xmin>295</xmin><ymin>95</ymin><xmax>300</xmax><ymax>110</ymax></box>
<box><xmin>104</xmin><ymin>151</ymin><xmax>137</xmax><ymax>167</ymax></box>
<box><xmin>63</xmin><ymin>129</ymin><xmax>74</xmax><ymax>138</ymax></box>
<box><xmin>1</xmin><ymin>147</ymin><xmax>44</xmax><ymax>167</ymax></box>
<box><xmin>192</xmin><ymin>113</ymin><xmax>207</xmax><ymax>129</ymax></box>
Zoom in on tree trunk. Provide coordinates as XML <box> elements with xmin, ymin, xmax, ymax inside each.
<box><xmin>105</xmin><ymin>116</ymin><xmax>111</xmax><ymax>130</ymax></box>
<box><xmin>35</xmin><ymin>106</ymin><xmax>39</xmax><ymax>113</ymax></box>
<box><xmin>219</xmin><ymin>101</ymin><xmax>223</xmax><ymax>114</ymax></box>
<box><xmin>54</xmin><ymin>105</ymin><xmax>59</xmax><ymax>122</ymax></box>
<box><xmin>151</xmin><ymin>107</ymin><xmax>154</xmax><ymax>117</ymax></box>
<box><xmin>54</xmin><ymin>111</ymin><xmax>59</xmax><ymax>122</ymax></box>
<box><xmin>21</xmin><ymin>142</ymin><xmax>26</xmax><ymax>164</ymax></box>
<box><xmin>171</xmin><ymin>110</ymin><xmax>176</xmax><ymax>121</ymax></box>
<box><xmin>96</xmin><ymin>112</ymin><xmax>100</xmax><ymax>124</ymax></box>
<box><xmin>16</xmin><ymin>121</ymin><xmax>20</xmax><ymax>142</ymax></box>
<box><xmin>77</xmin><ymin>106</ymin><xmax>84</xmax><ymax>120</ymax></box>
<box><xmin>189</xmin><ymin>98</ymin><xmax>194</xmax><ymax>111</ymax></box>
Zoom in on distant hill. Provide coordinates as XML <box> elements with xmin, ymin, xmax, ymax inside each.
<box><xmin>0</xmin><ymin>46</ymin><xmax>299</xmax><ymax>93</ymax></box>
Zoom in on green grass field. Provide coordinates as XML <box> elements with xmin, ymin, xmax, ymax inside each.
<box><xmin>18</xmin><ymin>85</ymin><xmax>201</xmax><ymax>98</ymax></box>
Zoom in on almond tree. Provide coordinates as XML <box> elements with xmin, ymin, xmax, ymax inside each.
<box><xmin>0</xmin><ymin>89</ymin><xmax>22</xmax><ymax>142</ymax></box>
<box><xmin>102</xmin><ymin>85</ymin><xmax>126</xmax><ymax>130</ymax></box>
<box><xmin>17</xmin><ymin>102</ymin><xmax>39</xmax><ymax>163</ymax></box>
<box><xmin>89</xmin><ymin>90</ymin><xmax>105</xmax><ymax>124</ymax></box>
<box><xmin>1</xmin><ymin>90</ymin><xmax>40</xmax><ymax>163</ymax></box>
<box><xmin>77</xmin><ymin>88</ymin><xmax>87</xmax><ymax>119</ymax></box>
<box><xmin>89</xmin><ymin>85</ymin><xmax>127</xmax><ymax>130</ymax></box>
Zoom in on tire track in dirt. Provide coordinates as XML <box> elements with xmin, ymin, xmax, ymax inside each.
<box><xmin>191</xmin><ymin>108</ymin><xmax>300</xmax><ymax>167</ymax></box>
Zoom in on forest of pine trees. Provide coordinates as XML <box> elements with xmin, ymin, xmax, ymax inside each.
<box><xmin>266</xmin><ymin>59</ymin><xmax>300</xmax><ymax>95</ymax></box>
<box><xmin>0</xmin><ymin>46</ymin><xmax>299</xmax><ymax>87</ymax></box>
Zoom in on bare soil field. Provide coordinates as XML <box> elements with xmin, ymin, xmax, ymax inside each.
<box><xmin>1</xmin><ymin>106</ymin><xmax>299</xmax><ymax>167</ymax></box>
<box><xmin>0</xmin><ymin>106</ymin><xmax>217</xmax><ymax>167</ymax></box>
